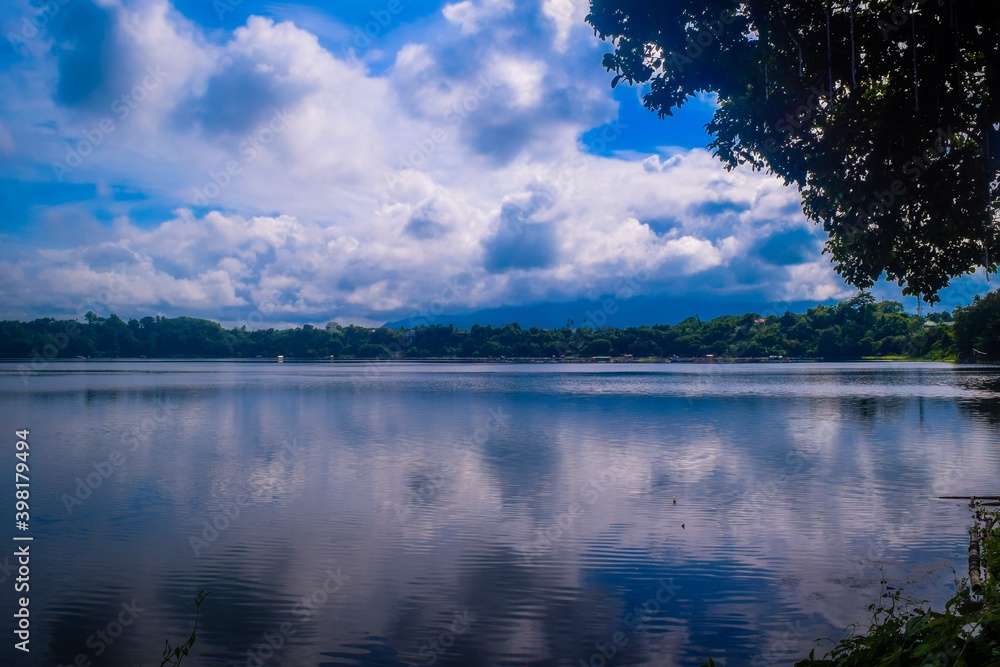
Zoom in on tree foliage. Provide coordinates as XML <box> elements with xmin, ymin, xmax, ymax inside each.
<box><xmin>0</xmin><ymin>293</ymin><xmax>972</xmax><ymax>361</ymax></box>
<box><xmin>953</xmin><ymin>288</ymin><xmax>1000</xmax><ymax>359</ymax></box>
<box><xmin>586</xmin><ymin>0</ymin><xmax>1000</xmax><ymax>302</ymax></box>
<box><xmin>789</xmin><ymin>506</ymin><xmax>1000</xmax><ymax>667</ymax></box>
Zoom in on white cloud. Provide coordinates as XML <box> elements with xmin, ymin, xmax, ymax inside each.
<box><xmin>442</xmin><ymin>0</ymin><xmax>514</xmax><ymax>34</ymax></box>
<box><xmin>393</xmin><ymin>43</ymin><xmax>435</xmax><ymax>76</ymax></box>
<box><xmin>0</xmin><ymin>0</ymin><xmax>866</xmax><ymax>325</ymax></box>
<box><xmin>541</xmin><ymin>0</ymin><xmax>588</xmax><ymax>52</ymax></box>
<box><xmin>784</xmin><ymin>264</ymin><xmax>854</xmax><ymax>302</ymax></box>
<box><xmin>489</xmin><ymin>56</ymin><xmax>546</xmax><ymax>108</ymax></box>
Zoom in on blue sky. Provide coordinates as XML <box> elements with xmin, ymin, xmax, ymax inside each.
<box><xmin>0</xmin><ymin>0</ymin><xmax>990</xmax><ymax>327</ymax></box>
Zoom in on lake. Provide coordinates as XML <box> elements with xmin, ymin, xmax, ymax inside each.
<box><xmin>1</xmin><ymin>361</ymin><xmax>999</xmax><ymax>666</ymax></box>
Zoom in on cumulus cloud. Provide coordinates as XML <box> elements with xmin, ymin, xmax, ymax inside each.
<box><xmin>403</xmin><ymin>197</ymin><xmax>458</xmax><ymax>240</ymax></box>
<box><xmin>541</xmin><ymin>0</ymin><xmax>589</xmax><ymax>52</ymax></box>
<box><xmin>482</xmin><ymin>190</ymin><xmax>559</xmax><ymax>272</ymax></box>
<box><xmin>442</xmin><ymin>0</ymin><xmax>514</xmax><ymax>34</ymax></box>
<box><xmin>0</xmin><ymin>0</ymin><xmax>873</xmax><ymax>325</ymax></box>
<box><xmin>49</xmin><ymin>0</ymin><xmax>119</xmax><ymax>108</ymax></box>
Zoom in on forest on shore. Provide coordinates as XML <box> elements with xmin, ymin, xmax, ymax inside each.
<box><xmin>2</xmin><ymin>291</ymin><xmax>998</xmax><ymax>363</ymax></box>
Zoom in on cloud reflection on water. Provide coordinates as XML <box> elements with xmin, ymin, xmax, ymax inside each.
<box><xmin>1</xmin><ymin>362</ymin><xmax>999</xmax><ymax>665</ymax></box>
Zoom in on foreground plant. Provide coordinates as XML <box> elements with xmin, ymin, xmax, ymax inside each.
<box><xmin>792</xmin><ymin>583</ymin><xmax>1000</xmax><ymax>667</ymax></box>
<box><xmin>153</xmin><ymin>591</ymin><xmax>210</xmax><ymax>667</ymax></box>
<box><xmin>796</xmin><ymin>505</ymin><xmax>1000</xmax><ymax>666</ymax></box>
<box><xmin>702</xmin><ymin>506</ymin><xmax>1000</xmax><ymax>666</ymax></box>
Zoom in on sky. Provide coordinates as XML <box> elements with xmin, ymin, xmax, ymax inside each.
<box><xmin>0</xmin><ymin>0</ymin><xmax>992</xmax><ymax>328</ymax></box>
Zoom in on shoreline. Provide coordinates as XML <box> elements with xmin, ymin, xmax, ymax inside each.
<box><xmin>0</xmin><ymin>355</ymin><xmax>974</xmax><ymax>364</ymax></box>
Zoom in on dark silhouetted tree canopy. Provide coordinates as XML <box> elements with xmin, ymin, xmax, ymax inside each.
<box><xmin>0</xmin><ymin>296</ymin><xmax>968</xmax><ymax>361</ymax></box>
<box><xmin>586</xmin><ymin>0</ymin><xmax>1000</xmax><ymax>302</ymax></box>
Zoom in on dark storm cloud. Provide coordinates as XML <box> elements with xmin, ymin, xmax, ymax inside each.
<box><xmin>79</xmin><ymin>243</ymin><xmax>137</xmax><ymax>268</ymax></box>
<box><xmin>482</xmin><ymin>192</ymin><xmax>558</xmax><ymax>273</ymax></box>
<box><xmin>177</xmin><ymin>55</ymin><xmax>313</xmax><ymax>135</ymax></box>
<box><xmin>49</xmin><ymin>1</ymin><xmax>116</xmax><ymax>107</ymax></box>
<box><xmin>689</xmin><ymin>200</ymin><xmax>750</xmax><ymax>218</ymax></box>
<box><xmin>757</xmin><ymin>227</ymin><xmax>822</xmax><ymax>266</ymax></box>
<box><xmin>404</xmin><ymin>201</ymin><xmax>449</xmax><ymax>240</ymax></box>
<box><xmin>390</xmin><ymin>0</ymin><xmax>613</xmax><ymax>167</ymax></box>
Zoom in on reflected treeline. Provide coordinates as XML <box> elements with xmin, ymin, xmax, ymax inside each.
<box><xmin>838</xmin><ymin>396</ymin><xmax>908</xmax><ymax>430</ymax></box>
<box><xmin>958</xmin><ymin>398</ymin><xmax>1000</xmax><ymax>425</ymax></box>
<box><xmin>955</xmin><ymin>368</ymin><xmax>1000</xmax><ymax>425</ymax></box>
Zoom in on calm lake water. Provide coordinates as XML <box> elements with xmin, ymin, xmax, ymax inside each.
<box><xmin>2</xmin><ymin>361</ymin><xmax>999</xmax><ymax>666</ymax></box>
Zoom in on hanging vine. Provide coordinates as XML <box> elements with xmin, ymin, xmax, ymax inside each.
<box><xmin>825</xmin><ymin>0</ymin><xmax>833</xmax><ymax>99</ymax></box>
<box><xmin>911</xmin><ymin>9</ymin><xmax>920</xmax><ymax>112</ymax></box>
<box><xmin>848</xmin><ymin>1</ymin><xmax>857</xmax><ymax>87</ymax></box>
<box><xmin>772</xmin><ymin>0</ymin><xmax>803</xmax><ymax>78</ymax></box>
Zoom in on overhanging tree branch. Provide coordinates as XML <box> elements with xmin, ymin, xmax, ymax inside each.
<box><xmin>587</xmin><ymin>0</ymin><xmax>1000</xmax><ymax>302</ymax></box>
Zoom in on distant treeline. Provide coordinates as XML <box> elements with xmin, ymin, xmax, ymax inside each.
<box><xmin>2</xmin><ymin>291</ymin><xmax>998</xmax><ymax>362</ymax></box>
